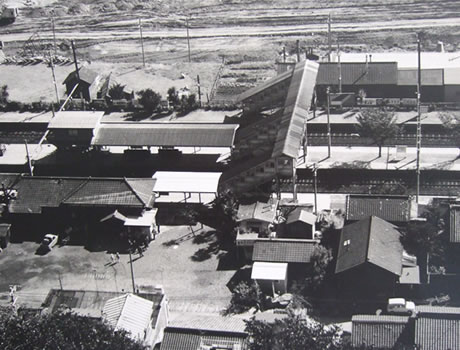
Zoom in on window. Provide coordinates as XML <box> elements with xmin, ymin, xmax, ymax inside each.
<box><xmin>68</xmin><ymin>129</ymin><xmax>78</xmax><ymax>137</ymax></box>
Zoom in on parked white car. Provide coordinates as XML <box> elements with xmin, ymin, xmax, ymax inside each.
<box><xmin>40</xmin><ymin>234</ymin><xmax>59</xmax><ymax>251</ymax></box>
<box><xmin>387</xmin><ymin>298</ymin><xmax>416</xmax><ymax>315</ymax></box>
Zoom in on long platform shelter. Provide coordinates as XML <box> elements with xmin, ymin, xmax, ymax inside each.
<box><xmin>92</xmin><ymin>123</ymin><xmax>238</xmax><ymax>149</ymax></box>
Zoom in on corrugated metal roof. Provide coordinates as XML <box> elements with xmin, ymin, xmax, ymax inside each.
<box><xmin>272</xmin><ymin>60</ymin><xmax>319</xmax><ymax>159</ymax></box>
<box><xmin>352</xmin><ymin>315</ymin><xmax>410</xmax><ymax>349</ymax></box>
<box><xmin>450</xmin><ymin>205</ymin><xmax>460</xmax><ymax>243</ymax></box>
<box><xmin>236</xmin><ymin>201</ymin><xmax>277</xmax><ymax>223</ymax></box>
<box><xmin>336</xmin><ymin>216</ymin><xmax>403</xmax><ymax>276</ymax></box>
<box><xmin>252</xmin><ymin>239</ymin><xmax>318</xmax><ymax>263</ymax></box>
<box><xmin>93</xmin><ymin>123</ymin><xmax>238</xmax><ymax>147</ymax></box>
<box><xmin>152</xmin><ymin>171</ymin><xmax>221</xmax><ymax>193</ymax></box>
<box><xmin>286</xmin><ymin>208</ymin><xmax>317</xmax><ymax>225</ymax></box>
<box><xmin>317</xmin><ymin>62</ymin><xmax>398</xmax><ymax>85</ymax></box>
<box><xmin>397</xmin><ymin>68</ymin><xmax>444</xmax><ymax>86</ymax></box>
<box><xmin>160</xmin><ymin>328</ymin><xmax>248</xmax><ymax>350</ymax></box>
<box><xmin>63</xmin><ymin>178</ymin><xmax>148</xmax><ymax>208</ymax></box>
<box><xmin>251</xmin><ymin>261</ymin><xmax>288</xmax><ymax>280</ymax></box>
<box><xmin>415</xmin><ymin>316</ymin><xmax>460</xmax><ymax>350</ymax></box>
<box><xmin>47</xmin><ymin>111</ymin><xmax>104</xmax><ymax>129</ymax></box>
<box><xmin>168</xmin><ymin>315</ymin><xmax>246</xmax><ymax>334</ymax></box>
<box><xmin>103</xmin><ymin>293</ymin><xmax>154</xmax><ymax>341</ymax></box>
<box><xmin>237</xmin><ymin>68</ymin><xmax>293</xmax><ymax>102</ymax></box>
<box><xmin>416</xmin><ymin>306</ymin><xmax>460</xmax><ymax>315</ymax></box>
<box><xmin>346</xmin><ymin>195</ymin><xmax>412</xmax><ymax>222</ymax></box>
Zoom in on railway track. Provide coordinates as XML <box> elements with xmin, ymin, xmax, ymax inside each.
<box><xmin>284</xmin><ymin>169</ymin><xmax>460</xmax><ymax>196</ymax></box>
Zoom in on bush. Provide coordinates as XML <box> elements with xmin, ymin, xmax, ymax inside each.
<box><xmin>137</xmin><ymin>89</ymin><xmax>161</xmax><ymax>113</ymax></box>
<box><xmin>226</xmin><ymin>281</ymin><xmax>264</xmax><ymax>314</ymax></box>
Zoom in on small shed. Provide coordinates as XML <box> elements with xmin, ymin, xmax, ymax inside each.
<box><xmin>63</xmin><ymin>66</ymin><xmax>101</xmax><ymax>101</ymax></box>
<box><xmin>0</xmin><ymin>223</ymin><xmax>11</xmax><ymax>248</ymax></box>
<box><xmin>251</xmin><ymin>261</ymin><xmax>288</xmax><ymax>296</ymax></box>
<box><xmin>124</xmin><ymin>210</ymin><xmax>158</xmax><ymax>241</ymax></box>
<box><xmin>285</xmin><ymin>208</ymin><xmax>317</xmax><ymax>239</ymax></box>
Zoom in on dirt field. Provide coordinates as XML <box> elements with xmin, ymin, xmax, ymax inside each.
<box><xmin>1</xmin><ymin>0</ymin><xmax>459</xmax><ymax>102</ymax></box>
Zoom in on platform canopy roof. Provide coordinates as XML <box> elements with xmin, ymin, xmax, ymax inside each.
<box><xmin>92</xmin><ymin>123</ymin><xmax>238</xmax><ymax>147</ymax></box>
<box><xmin>48</xmin><ymin>111</ymin><xmax>104</xmax><ymax>129</ymax></box>
<box><xmin>152</xmin><ymin>172</ymin><xmax>222</xmax><ymax>194</ymax></box>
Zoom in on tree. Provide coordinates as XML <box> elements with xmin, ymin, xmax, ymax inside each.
<box><xmin>0</xmin><ymin>307</ymin><xmax>144</xmax><ymax>350</ymax></box>
<box><xmin>108</xmin><ymin>83</ymin><xmax>126</xmax><ymax>100</ymax></box>
<box><xmin>226</xmin><ymin>281</ymin><xmax>264</xmax><ymax>314</ymax></box>
<box><xmin>306</xmin><ymin>245</ymin><xmax>333</xmax><ymax>292</ymax></box>
<box><xmin>178</xmin><ymin>93</ymin><xmax>198</xmax><ymax>114</ymax></box>
<box><xmin>440</xmin><ymin>112</ymin><xmax>460</xmax><ymax>151</ymax></box>
<box><xmin>0</xmin><ymin>85</ymin><xmax>8</xmax><ymax>105</ymax></box>
<box><xmin>245</xmin><ymin>313</ymin><xmax>343</xmax><ymax>350</ymax></box>
<box><xmin>356</xmin><ymin>108</ymin><xmax>399</xmax><ymax>157</ymax></box>
<box><xmin>167</xmin><ymin>86</ymin><xmax>179</xmax><ymax>106</ymax></box>
<box><xmin>138</xmin><ymin>88</ymin><xmax>161</xmax><ymax>113</ymax></box>
<box><xmin>400</xmin><ymin>202</ymin><xmax>447</xmax><ymax>260</ymax></box>
<box><xmin>208</xmin><ymin>189</ymin><xmax>238</xmax><ymax>232</ymax></box>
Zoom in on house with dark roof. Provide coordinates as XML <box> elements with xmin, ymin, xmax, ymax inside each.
<box><xmin>4</xmin><ymin>175</ymin><xmax>156</xmax><ymax>243</ymax></box>
<box><xmin>352</xmin><ymin>315</ymin><xmax>413</xmax><ymax>349</ymax></box>
<box><xmin>63</xmin><ymin>66</ymin><xmax>101</xmax><ymax>101</ymax></box>
<box><xmin>251</xmin><ymin>238</ymin><xmax>319</xmax><ymax>295</ymax></box>
<box><xmin>415</xmin><ymin>306</ymin><xmax>460</xmax><ymax>350</ymax></box>
<box><xmin>346</xmin><ymin>195</ymin><xmax>415</xmax><ymax>224</ymax></box>
<box><xmin>449</xmin><ymin>204</ymin><xmax>460</xmax><ymax>244</ymax></box>
<box><xmin>285</xmin><ymin>208</ymin><xmax>317</xmax><ymax>239</ymax></box>
<box><xmin>43</xmin><ymin>288</ymin><xmax>168</xmax><ymax>349</ymax></box>
<box><xmin>352</xmin><ymin>306</ymin><xmax>460</xmax><ymax>350</ymax></box>
<box><xmin>335</xmin><ymin>216</ymin><xmax>404</xmax><ymax>298</ymax></box>
<box><xmin>160</xmin><ymin>314</ymin><xmax>248</xmax><ymax>350</ymax></box>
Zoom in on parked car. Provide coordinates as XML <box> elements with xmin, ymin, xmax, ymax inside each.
<box><xmin>40</xmin><ymin>234</ymin><xmax>59</xmax><ymax>251</ymax></box>
<box><xmin>387</xmin><ymin>298</ymin><xmax>415</xmax><ymax>315</ymax></box>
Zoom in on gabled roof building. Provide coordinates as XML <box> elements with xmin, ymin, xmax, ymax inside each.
<box><xmin>336</xmin><ymin>216</ymin><xmax>404</xmax><ymax>298</ymax></box>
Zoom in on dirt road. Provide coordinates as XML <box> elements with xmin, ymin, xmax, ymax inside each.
<box><xmin>0</xmin><ymin>0</ymin><xmax>459</xmax><ymax>102</ymax></box>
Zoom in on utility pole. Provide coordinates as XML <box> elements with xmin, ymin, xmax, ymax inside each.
<box><xmin>71</xmin><ymin>40</ymin><xmax>85</xmax><ymax>110</ymax></box>
<box><xmin>24</xmin><ymin>140</ymin><xmax>33</xmax><ymax>176</ymax></box>
<box><xmin>326</xmin><ymin>87</ymin><xmax>332</xmax><ymax>158</ymax></box>
<box><xmin>129</xmin><ymin>249</ymin><xmax>136</xmax><ymax>294</ymax></box>
<box><xmin>49</xmin><ymin>50</ymin><xmax>60</xmax><ymax>104</ymax></box>
<box><xmin>139</xmin><ymin>18</ymin><xmax>146</xmax><ymax>68</ymax></box>
<box><xmin>51</xmin><ymin>16</ymin><xmax>57</xmax><ymax>57</ymax></box>
<box><xmin>313</xmin><ymin>164</ymin><xmax>318</xmax><ymax>215</ymax></box>
<box><xmin>186</xmin><ymin>17</ymin><xmax>191</xmax><ymax>63</ymax></box>
<box><xmin>296</xmin><ymin>39</ymin><xmax>300</xmax><ymax>62</ymax></box>
<box><xmin>197</xmin><ymin>75</ymin><xmax>202</xmax><ymax>107</ymax></box>
<box><xmin>416</xmin><ymin>34</ymin><xmax>422</xmax><ymax>204</ymax></box>
<box><xmin>337</xmin><ymin>41</ymin><xmax>342</xmax><ymax>93</ymax></box>
<box><xmin>327</xmin><ymin>13</ymin><xmax>332</xmax><ymax>62</ymax></box>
